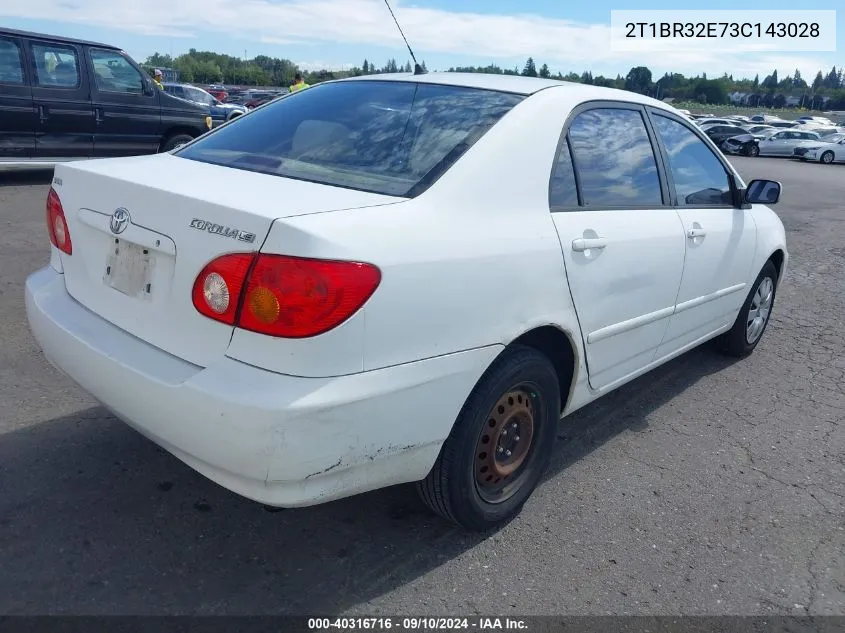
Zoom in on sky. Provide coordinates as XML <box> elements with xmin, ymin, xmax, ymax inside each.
<box><xmin>1</xmin><ymin>0</ymin><xmax>842</xmax><ymax>80</ymax></box>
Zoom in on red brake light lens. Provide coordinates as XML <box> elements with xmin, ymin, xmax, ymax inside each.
<box><xmin>46</xmin><ymin>188</ymin><xmax>72</xmax><ymax>255</ymax></box>
<box><xmin>192</xmin><ymin>253</ymin><xmax>382</xmax><ymax>338</ymax></box>
<box><xmin>239</xmin><ymin>255</ymin><xmax>381</xmax><ymax>338</ymax></box>
<box><xmin>191</xmin><ymin>253</ymin><xmax>255</xmax><ymax>325</ymax></box>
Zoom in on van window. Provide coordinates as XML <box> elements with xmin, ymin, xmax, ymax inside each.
<box><xmin>31</xmin><ymin>43</ymin><xmax>80</xmax><ymax>88</ymax></box>
<box><xmin>567</xmin><ymin>107</ymin><xmax>663</xmax><ymax>207</ymax></box>
<box><xmin>176</xmin><ymin>80</ymin><xmax>524</xmax><ymax>198</ymax></box>
<box><xmin>90</xmin><ymin>49</ymin><xmax>144</xmax><ymax>94</ymax></box>
<box><xmin>0</xmin><ymin>38</ymin><xmax>24</xmax><ymax>84</ymax></box>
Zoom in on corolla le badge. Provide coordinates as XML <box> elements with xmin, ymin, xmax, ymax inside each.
<box><xmin>189</xmin><ymin>218</ymin><xmax>256</xmax><ymax>243</ymax></box>
<box><xmin>110</xmin><ymin>208</ymin><xmax>130</xmax><ymax>234</ymax></box>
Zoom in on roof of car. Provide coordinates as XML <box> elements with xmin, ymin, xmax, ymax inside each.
<box><xmin>0</xmin><ymin>27</ymin><xmax>120</xmax><ymax>50</ymax></box>
<box><xmin>340</xmin><ymin>72</ymin><xmax>674</xmax><ymax>108</ymax></box>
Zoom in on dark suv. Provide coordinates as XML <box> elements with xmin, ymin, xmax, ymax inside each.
<box><xmin>0</xmin><ymin>28</ymin><xmax>213</xmax><ymax>171</ymax></box>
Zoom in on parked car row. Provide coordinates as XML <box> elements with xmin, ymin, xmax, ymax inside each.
<box><xmin>686</xmin><ymin>112</ymin><xmax>845</xmax><ymax>165</ymax></box>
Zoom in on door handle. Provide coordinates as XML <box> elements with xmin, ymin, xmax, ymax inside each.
<box><xmin>571</xmin><ymin>237</ymin><xmax>608</xmax><ymax>252</ymax></box>
<box><xmin>687</xmin><ymin>228</ymin><xmax>707</xmax><ymax>239</ymax></box>
<box><xmin>94</xmin><ymin>107</ymin><xmax>104</xmax><ymax>124</ymax></box>
<box><xmin>38</xmin><ymin>105</ymin><xmax>48</xmax><ymax>123</ymax></box>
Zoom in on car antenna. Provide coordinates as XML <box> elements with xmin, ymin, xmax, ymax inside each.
<box><xmin>382</xmin><ymin>0</ymin><xmax>426</xmax><ymax>75</ymax></box>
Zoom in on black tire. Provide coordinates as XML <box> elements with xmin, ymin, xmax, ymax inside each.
<box><xmin>821</xmin><ymin>150</ymin><xmax>834</xmax><ymax>164</ymax></box>
<box><xmin>715</xmin><ymin>260</ymin><xmax>778</xmax><ymax>358</ymax></box>
<box><xmin>160</xmin><ymin>133</ymin><xmax>194</xmax><ymax>153</ymax></box>
<box><xmin>417</xmin><ymin>344</ymin><xmax>561</xmax><ymax>531</ymax></box>
<box><xmin>748</xmin><ymin>144</ymin><xmax>760</xmax><ymax>157</ymax></box>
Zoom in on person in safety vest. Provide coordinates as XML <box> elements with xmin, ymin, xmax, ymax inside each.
<box><xmin>289</xmin><ymin>72</ymin><xmax>309</xmax><ymax>93</ymax></box>
<box><xmin>152</xmin><ymin>69</ymin><xmax>164</xmax><ymax>90</ymax></box>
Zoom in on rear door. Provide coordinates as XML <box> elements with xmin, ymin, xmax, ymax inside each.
<box><xmin>647</xmin><ymin>109</ymin><xmax>756</xmax><ymax>358</ymax></box>
<box><xmin>26</xmin><ymin>38</ymin><xmax>94</xmax><ymax>159</ymax></box>
<box><xmin>548</xmin><ymin>103</ymin><xmax>686</xmax><ymax>391</ymax></box>
<box><xmin>87</xmin><ymin>47</ymin><xmax>162</xmax><ymax>157</ymax></box>
<box><xmin>0</xmin><ymin>35</ymin><xmax>35</xmax><ymax>158</ymax></box>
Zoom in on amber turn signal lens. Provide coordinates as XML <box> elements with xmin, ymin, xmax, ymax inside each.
<box><xmin>247</xmin><ymin>286</ymin><xmax>280</xmax><ymax>325</ymax></box>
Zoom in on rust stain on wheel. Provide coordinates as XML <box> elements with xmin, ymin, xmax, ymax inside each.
<box><xmin>474</xmin><ymin>388</ymin><xmax>535</xmax><ymax>502</ymax></box>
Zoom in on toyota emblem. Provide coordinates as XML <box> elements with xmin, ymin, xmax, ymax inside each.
<box><xmin>110</xmin><ymin>208</ymin><xmax>130</xmax><ymax>234</ymax></box>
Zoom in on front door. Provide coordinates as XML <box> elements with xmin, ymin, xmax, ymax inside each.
<box><xmin>27</xmin><ymin>39</ymin><xmax>94</xmax><ymax>159</ymax></box>
<box><xmin>758</xmin><ymin>130</ymin><xmax>792</xmax><ymax>156</ymax></box>
<box><xmin>87</xmin><ymin>47</ymin><xmax>162</xmax><ymax>157</ymax></box>
<box><xmin>647</xmin><ymin>110</ymin><xmax>757</xmax><ymax>359</ymax></box>
<box><xmin>0</xmin><ymin>35</ymin><xmax>35</xmax><ymax>159</ymax></box>
<box><xmin>548</xmin><ymin>105</ymin><xmax>686</xmax><ymax>391</ymax></box>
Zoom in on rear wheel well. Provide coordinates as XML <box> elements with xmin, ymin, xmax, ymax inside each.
<box><xmin>508</xmin><ymin>326</ymin><xmax>577</xmax><ymax>414</ymax></box>
<box><xmin>768</xmin><ymin>249</ymin><xmax>785</xmax><ymax>280</ymax></box>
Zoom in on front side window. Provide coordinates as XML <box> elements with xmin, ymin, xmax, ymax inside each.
<box><xmin>652</xmin><ymin>114</ymin><xmax>732</xmax><ymax>207</ymax></box>
<box><xmin>0</xmin><ymin>38</ymin><xmax>24</xmax><ymax>84</ymax></box>
<box><xmin>31</xmin><ymin>43</ymin><xmax>79</xmax><ymax>88</ymax></box>
<box><xmin>176</xmin><ymin>81</ymin><xmax>524</xmax><ymax>198</ymax></box>
<box><xmin>567</xmin><ymin>107</ymin><xmax>663</xmax><ymax>207</ymax></box>
<box><xmin>90</xmin><ymin>49</ymin><xmax>144</xmax><ymax>94</ymax></box>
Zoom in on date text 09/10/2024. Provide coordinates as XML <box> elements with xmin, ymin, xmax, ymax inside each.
<box><xmin>625</xmin><ymin>22</ymin><xmax>820</xmax><ymax>39</ymax></box>
<box><xmin>307</xmin><ymin>617</ymin><xmax>529</xmax><ymax>631</ymax></box>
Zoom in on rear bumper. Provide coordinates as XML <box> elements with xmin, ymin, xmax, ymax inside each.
<box><xmin>25</xmin><ymin>266</ymin><xmax>502</xmax><ymax>507</ymax></box>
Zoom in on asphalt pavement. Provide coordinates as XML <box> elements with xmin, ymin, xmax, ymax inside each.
<box><xmin>0</xmin><ymin>159</ymin><xmax>842</xmax><ymax>616</ymax></box>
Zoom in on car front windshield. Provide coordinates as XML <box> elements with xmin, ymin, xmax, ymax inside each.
<box><xmin>174</xmin><ymin>80</ymin><xmax>524</xmax><ymax>197</ymax></box>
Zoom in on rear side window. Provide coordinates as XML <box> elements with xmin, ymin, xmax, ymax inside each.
<box><xmin>176</xmin><ymin>80</ymin><xmax>524</xmax><ymax>198</ymax></box>
<box><xmin>567</xmin><ymin>108</ymin><xmax>663</xmax><ymax>207</ymax></box>
<box><xmin>549</xmin><ymin>136</ymin><xmax>578</xmax><ymax>207</ymax></box>
<box><xmin>651</xmin><ymin>115</ymin><xmax>732</xmax><ymax>206</ymax></box>
<box><xmin>31</xmin><ymin>43</ymin><xmax>80</xmax><ymax>88</ymax></box>
<box><xmin>0</xmin><ymin>38</ymin><xmax>24</xmax><ymax>84</ymax></box>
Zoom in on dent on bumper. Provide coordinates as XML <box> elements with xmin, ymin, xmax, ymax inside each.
<box><xmin>24</xmin><ymin>266</ymin><xmax>503</xmax><ymax>507</ymax></box>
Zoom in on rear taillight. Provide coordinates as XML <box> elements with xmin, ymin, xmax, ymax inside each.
<box><xmin>46</xmin><ymin>187</ymin><xmax>72</xmax><ymax>255</ymax></box>
<box><xmin>192</xmin><ymin>253</ymin><xmax>381</xmax><ymax>338</ymax></box>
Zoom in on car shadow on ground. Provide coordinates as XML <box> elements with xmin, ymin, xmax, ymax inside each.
<box><xmin>0</xmin><ymin>345</ymin><xmax>738</xmax><ymax>615</ymax></box>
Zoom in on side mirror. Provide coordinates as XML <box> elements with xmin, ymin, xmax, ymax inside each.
<box><xmin>745</xmin><ymin>179</ymin><xmax>781</xmax><ymax>205</ymax></box>
<box><xmin>142</xmin><ymin>78</ymin><xmax>155</xmax><ymax>96</ymax></box>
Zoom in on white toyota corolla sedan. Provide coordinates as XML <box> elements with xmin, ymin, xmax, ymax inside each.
<box><xmin>25</xmin><ymin>73</ymin><xmax>788</xmax><ymax>531</ymax></box>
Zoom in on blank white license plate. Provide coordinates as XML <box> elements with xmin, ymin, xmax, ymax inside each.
<box><xmin>103</xmin><ymin>239</ymin><xmax>154</xmax><ymax>299</ymax></box>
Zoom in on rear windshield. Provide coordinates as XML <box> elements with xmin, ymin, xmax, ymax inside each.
<box><xmin>175</xmin><ymin>80</ymin><xmax>524</xmax><ymax>197</ymax></box>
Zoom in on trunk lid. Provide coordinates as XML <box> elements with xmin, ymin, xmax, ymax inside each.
<box><xmin>52</xmin><ymin>154</ymin><xmax>401</xmax><ymax>367</ymax></box>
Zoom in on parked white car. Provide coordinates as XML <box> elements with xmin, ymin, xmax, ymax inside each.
<box><xmin>795</xmin><ymin>134</ymin><xmax>845</xmax><ymax>163</ymax></box>
<box><xmin>756</xmin><ymin>129</ymin><xmax>821</xmax><ymax>156</ymax></box>
<box><xmin>25</xmin><ymin>73</ymin><xmax>788</xmax><ymax>531</ymax></box>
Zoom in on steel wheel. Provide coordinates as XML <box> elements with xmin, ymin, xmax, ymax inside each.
<box><xmin>746</xmin><ymin>276</ymin><xmax>774</xmax><ymax>344</ymax></box>
<box><xmin>474</xmin><ymin>387</ymin><xmax>537</xmax><ymax>504</ymax></box>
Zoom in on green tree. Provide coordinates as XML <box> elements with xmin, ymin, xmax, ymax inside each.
<box><xmin>812</xmin><ymin>71</ymin><xmax>824</xmax><ymax>91</ymax></box>
<box><xmin>539</xmin><ymin>63</ymin><xmax>551</xmax><ymax>78</ymax></box>
<box><xmin>521</xmin><ymin>57</ymin><xmax>537</xmax><ymax>77</ymax></box>
<box><xmin>624</xmin><ymin>66</ymin><xmax>652</xmax><ymax>94</ymax></box>
<box><xmin>692</xmin><ymin>79</ymin><xmax>726</xmax><ymax>104</ymax></box>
